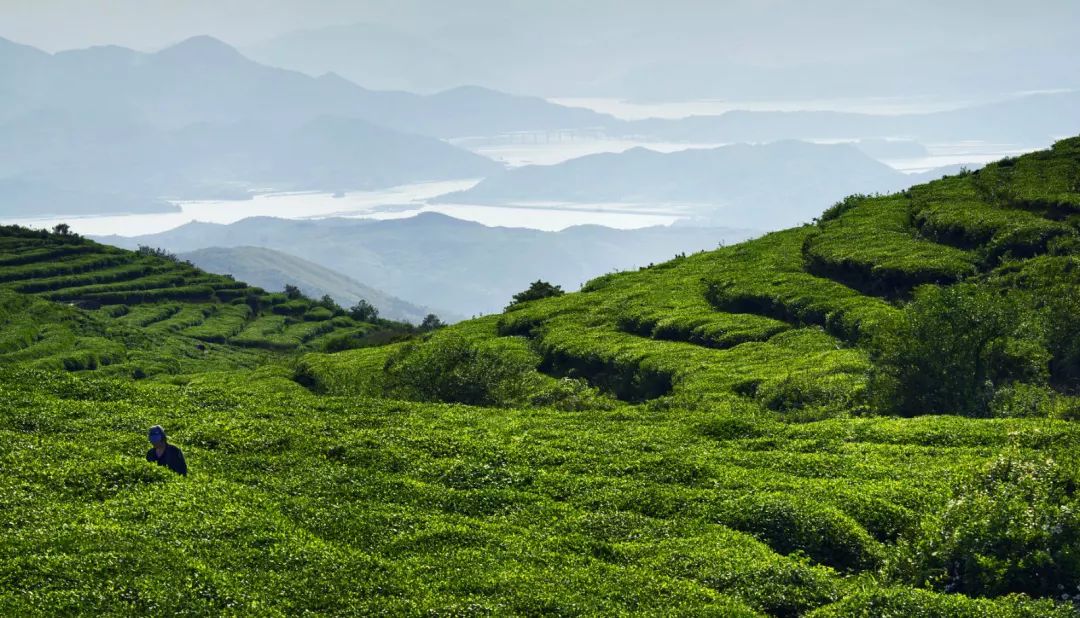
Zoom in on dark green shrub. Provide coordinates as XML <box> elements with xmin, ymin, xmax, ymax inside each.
<box><xmin>507</xmin><ymin>280</ymin><xmax>564</xmax><ymax>309</ymax></box>
<box><xmin>989</xmin><ymin>383</ymin><xmax>1057</xmax><ymax>418</ymax></box>
<box><xmin>383</xmin><ymin>334</ymin><xmax>541</xmax><ymax>407</ymax></box>
<box><xmin>807</xmin><ymin>587</ymin><xmax>1074</xmax><ymax>617</ymax></box>
<box><xmin>712</xmin><ymin>493</ymin><xmax>884</xmax><ymax>572</ymax></box>
<box><xmin>419</xmin><ymin>314</ymin><xmax>445</xmax><ymax>332</ymax></box>
<box><xmin>1045</xmin><ymin>286</ymin><xmax>1080</xmax><ymax>392</ymax></box>
<box><xmin>283</xmin><ymin>284</ymin><xmax>303</xmax><ymax>300</ymax></box>
<box><xmin>890</xmin><ymin>451</ymin><xmax>1080</xmax><ymax>599</ymax></box>
<box><xmin>316</xmin><ymin>294</ymin><xmax>344</xmax><ymax>315</ymax></box>
<box><xmin>871</xmin><ymin>284</ymin><xmax>1050</xmax><ymax>416</ymax></box>
<box><xmin>349</xmin><ymin>299</ymin><xmax>379</xmax><ymax>322</ymax></box>
<box><xmin>814</xmin><ymin>193</ymin><xmax>869</xmax><ymax>226</ymax></box>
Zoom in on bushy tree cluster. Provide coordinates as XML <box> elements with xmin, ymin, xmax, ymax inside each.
<box><xmin>136</xmin><ymin>245</ymin><xmax>183</xmax><ymax>263</ymax></box>
<box><xmin>315</xmin><ymin>294</ymin><xmax>344</xmax><ymax>316</ymax></box>
<box><xmin>507</xmin><ymin>280</ymin><xmax>564</xmax><ymax>309</ymax></box>
<box><xmin>871</xmin><ymin>284</ymin><xmax>1050</xmax><ymax>417</ymax></box>
<box><xmin>283</xmin><ymin>284</ymin><xmax>304</xmax><ymax>300</ymax></box>
<box><xmin>348</xmin><ymin>299</ymin><xmax>379</xmax><ymax>322</ymax></box>
<box><xmin>419</xmin><ymin>313</ymin><xmax>445</xmax><ymax>332</ymax></box>
<box><xmin>1045</xmin><ymin>286</ymin><xmax>1080</xmax><ymax>393</ymax></box>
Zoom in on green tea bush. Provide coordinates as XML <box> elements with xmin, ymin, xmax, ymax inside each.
<box><xmin>710</xmin><ymin>493</ymin><xmax>884</xmax><ymax>572</ymax></box>
<box><xmin>807</xmin><ymin>587</ymin><xmax>1074</xmax><ymax>617</ymax></box>
<box><xmin>624</xmin><ymin>528</ymin><xmax>843</xmax><ymax>617</ymax></box>
<box><xmin>271</xmin><ymin>299</ymin><xmax>310</xmax><ymax>316</ymax></box>
<box><xmin>529</xmin><ymin>376</ymin><xmax>617</xmax><ymax>411</ymax></box>
<box><xmin>1046</xmin><ymin>286</ymin><xmax>1080</xmax><ymax>392</ymax></box>
<box><xmin>303</xmin><ymin>306</ymin><xmax>334</xmax><ymax>321</ymax></box>
<box><xmin>804</xmin><ymin>194</ymin><xmax>978</xmax><ymax>298</ymax></box>
<box><xmin>181</xmin><ymin>305</ymin><xmax>252</xmax><ymax>343</ymax></box>
<box><xmin>890</xmin><ymin>450</ymin><xmax>1080</xmax><ymax>599</ymax></box>
<box><xmin>755</xmin><ymin>370</ymin><xmax>868</xmax><ymax>418</ymax></box>
<box><xmin>383</xmin><ymin>333</ymin><xmax>542</xmax><ymax>407</ymax></box>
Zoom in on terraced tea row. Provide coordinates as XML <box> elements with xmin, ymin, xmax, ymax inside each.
<box><xmin>299</xmin><ymin>137</ymin><xmax>1080</xmax><ymax>419</ymax></box>
<box><xmin>305</xmin><ymin>233</ymin><xmax>880</xmax><ymax>415</ymax></box>
<box><xmin>0</xmin><ymin>229</ymin><xmax>391</xmax><ymax>376</ymax></box>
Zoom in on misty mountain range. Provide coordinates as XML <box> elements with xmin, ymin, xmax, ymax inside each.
<box><xmin>95</xmin><ymin>213</ymin><xmax>758</xmax><ymax>316</ymax></box>
<box><xmin>436</xmin><ymin>141</ymin><xmax>964</xmax><ymax>229</ymax></box>
<box><xmin>2</xmin><ymin>34</ymin><xmax>1079</xmax><ymax>222</ymax></box>
<box><xmin>635</xmin><ymin>92</ymin><xmax>1080</xmax><ymax>146</ymax></box>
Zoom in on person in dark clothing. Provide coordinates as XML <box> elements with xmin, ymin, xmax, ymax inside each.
<box><xmin>146</xmin><ymin>425</ymin><xmax>187</xmax><ymax>476</ymax></box>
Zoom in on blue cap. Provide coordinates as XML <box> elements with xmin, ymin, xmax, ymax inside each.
<box><xmin>148</xmin><ymin>425</ymin><xmax>166</xmax><ymax>443</ymax></box>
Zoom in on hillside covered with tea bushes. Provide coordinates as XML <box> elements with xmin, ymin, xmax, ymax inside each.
<box><xmin>0</xmin><ymin>228</ymin><xmax>422</xmax><ymax>377</ymax></box>
<box><xmin>3</xmin><ymin>138</ymin><xmax>1080</xmax><ymax>615</ymax></box>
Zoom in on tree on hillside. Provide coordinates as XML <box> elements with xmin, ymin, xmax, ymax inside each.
<box><xmin>871</xmin><ymin>284</ymin><xmax>1049</xmax><ymax>417</ymax></box>
<box><xmin>1043</xmin><ymin>285</ymin><xmax>1080</xmax><ymax>393</ymax></box>
<box><xmin>349</xmin><ymin>299</ymin><xmax>379</xmax><ymax>322</ymax></box>
<box><xmin>317</xmin><ymin>294</ymin><xmax>344</xmax><ymax>315</ymax></box>
<box><xmin>136</xmin><ymin>245</ymin><xmax>182</xmax><ymax>263</ymax></box>
<box><xmin>284</xmin><ymin>284</ymin><xmax>303</xmax><ymax>300</ymax></box>
<box><xmin>419</xmin><ymin>314</ymin><xmax>445</xmax><ymax>332</ymax></box>
<box><xmin>508</xmin><ymin>280</ymin><xmax>564</xmax><ymax>309</ymax></box>
<box><xmin>52</xmin><ymin>223</ymin><xmax>72</xmax><ymax>236</ymax></box>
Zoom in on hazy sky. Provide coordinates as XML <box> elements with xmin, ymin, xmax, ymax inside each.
<box><xmin>2</xmin><ymin>0</ymin><xmax>1079</xmax><ymax>57</ymax></box>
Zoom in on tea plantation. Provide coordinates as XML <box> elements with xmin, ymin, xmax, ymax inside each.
<box><xmin>3</xmin><ymin>138</ymin><xmax>1080</xmax><ymax>615</ymax></box>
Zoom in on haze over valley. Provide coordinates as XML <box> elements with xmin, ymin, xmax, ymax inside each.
<box><xmin>2</xmin><ymin>1</ymin><xmax>1078</xmax><ymax>318</ymax></box>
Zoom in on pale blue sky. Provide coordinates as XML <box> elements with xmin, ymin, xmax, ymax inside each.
<box><xmin>2</xmin><ymin>0</ymin><xmax>1078</xmax><ymax>57</ymax></box>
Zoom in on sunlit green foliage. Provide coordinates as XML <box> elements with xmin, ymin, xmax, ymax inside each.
<box><xmin>871</xmin><ymin>284</ymin><xmax>1050</xmax><ymax>417</ymax></box>
<box><xmin>891</xmin><ymin>450</ymin><xmax>1080</xmax><ymax>599</ymax></box>
<box><xmin>2</xmin><ymin>138</ymin><xmax>1080</xmax><ymax>613</ymax></box>
<box><xmin>805</xmin><ymin>194</ymin><xmax>978</xmax><ymax>297</ymax></box>
<box><xmin>4</xmin><ymin>369</ymin><xmax>1080</xmax><ymax>614</ymax></box>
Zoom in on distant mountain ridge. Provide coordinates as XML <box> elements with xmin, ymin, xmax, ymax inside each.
<box><xmin>177</xmin><ymin>246</ymin><xmax>458</xmax><ymax>324</ymax></box>
<box><xmin>0</xmin><ymin>35</ymin><xmax>521</xmax><ymax>215</ymax></box>
<box><xmin>436</xmin><ymin>141</ymin><xmax>964</xmax><ymax>228</ymax></box>
<box><xmin>0</xmin><ymin>35</ymin><xmax>616</xmax><ymax>138</ymax></box>
<box><xmin>94</xmin><ymin>213</ymin><xmax>759</xmax><ymax>316</ymax></box>
<box><xmin>243</xmin><ymin>12</ymin><xmax>1080</xmax><ymax>100</ymax></box>
<box><xmin>3</xmin><ymin>34</ymin><xmax>1077</xmax><ymax>222</ymax></box>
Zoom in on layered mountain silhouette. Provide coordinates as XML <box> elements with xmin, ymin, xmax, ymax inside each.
<box><xmin>3</xmin><ymin>35</ymin><xmax>1077</xmax><ymax>221</ymax></box>
<box><xmin>435</xmin><ymin>141</ymin><xmax>964</xmax><ymax>228</ymax></box>
<box><xmin>96</xmin><ymin>213</ymin><xmax>758</xmax><ymax>316</ymax></box>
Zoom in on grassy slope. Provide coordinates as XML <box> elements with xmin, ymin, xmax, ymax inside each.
<box><xmin>2</xmin><ymin>138</ymin><xmax>1080</xmax><ymax>615</ymax></box>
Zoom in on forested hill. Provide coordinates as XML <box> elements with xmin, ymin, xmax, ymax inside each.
<box><xmin>2</xmin><ymin>137</ymin><xmax>1080</xmax><ymax>615</ymax></box>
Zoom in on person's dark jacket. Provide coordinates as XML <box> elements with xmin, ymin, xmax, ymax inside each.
<box><xmin>146</xmin><ymin>443</ymin><xmax>188</xmax><ymax>476</ymax></box>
